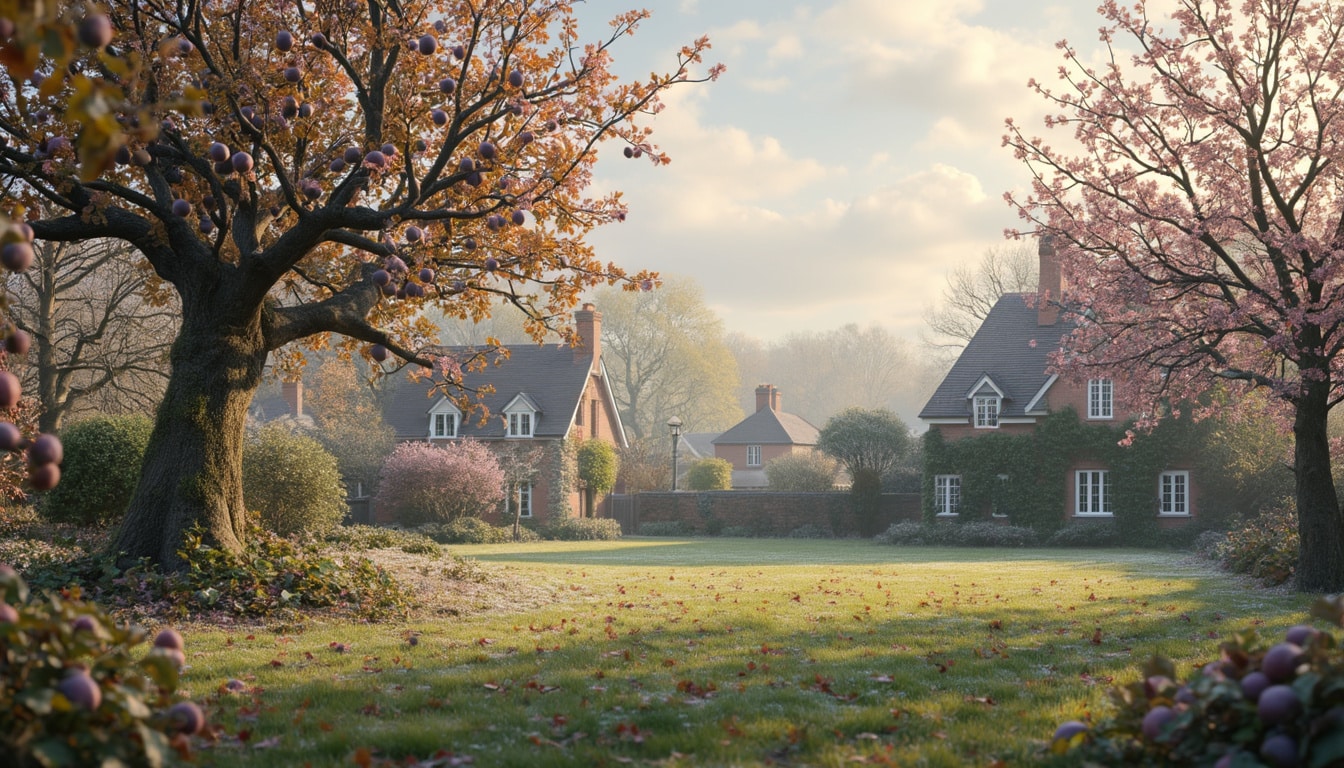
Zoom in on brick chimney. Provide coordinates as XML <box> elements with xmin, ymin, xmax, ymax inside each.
<box><xmin>1038</xmin><ymin>235</ymin><xmax>1063</xmax><ymax>326</ymax></box>
<box><xmin>574</xmin><ymin>303</ymin><xmax>601</xmax><ymax>363</ymax></box>
<box><xmin>281</xmin><ymin>380</ymin><xmax>303</xmax><ymax>418</ymax></box>
<box><xmin>755</xmin><ymin>384</ymin><xmax>780</xmax><ymax>413</ymax></box>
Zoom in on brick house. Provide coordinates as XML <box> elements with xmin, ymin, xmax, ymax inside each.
<box><xmin>712</xmin><ymin>385</ymin><xmax>820</xmax><ymax>489</ymax></box>
<box><xmin>380</xmin><ymin>303</ymin><xmax>628</xmax><ymax>524</ymax></box>
<box><xmin>918</xmin><ymin>239</ymin><xmax>1199</xmax><ymax>527</ymax></box>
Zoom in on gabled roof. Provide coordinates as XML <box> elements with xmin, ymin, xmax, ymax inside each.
<box><xmin>677</xmin><ymin>432</ymin><xmax>719</xmax><ymax>461</ymax></box>
<box><xmin>712</xmin><ymin>408</ymin><xmax>819</xmax><ymax>446</ymax></box>
<box><xmin>919</xmin><ymin>293</ymin><xmax>1074</xmax><ymax>422</ymax></box>
<box><xmin>383</xmin><ymin>343</ymin><xmax>624</xmax><ymax>443</ymax></box>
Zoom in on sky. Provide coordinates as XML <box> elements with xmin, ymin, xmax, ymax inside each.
<box><xmin>567</xmin><ymin>0</ymin><xmax>1129</xmax><ymax>345</ymax></box>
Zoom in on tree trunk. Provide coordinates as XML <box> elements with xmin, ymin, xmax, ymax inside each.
<box><xmin>110</xmin><ymin>305</ymin><xmax>267</xmax><ymax>569</ymax></box>
<box><xmin>1292</xmin><ymin>380</ymin><xmax>1344</xmax><ymax>592</ymax></box>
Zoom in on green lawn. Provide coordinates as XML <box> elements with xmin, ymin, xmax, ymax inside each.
<box><xmin>178</xmin><ymin>539</ymin><xmax>1313</xmax><ymax>767</ymax></box>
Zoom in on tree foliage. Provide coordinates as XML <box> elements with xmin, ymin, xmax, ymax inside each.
<box><xmin>729</xmin><ymin>324</ymin><xmax>940</xmax><ymax>429</ymax></box>
<box><xmin>615</xmin><ymin>438</ymin><xmax>670</xmax><ymax>493</ymax></box>
<box><xmin>307</xmin><ymin>358</ymin><xmax>395</xmax><ymax>496</ymax></box>
<box><xmin>7</xmin><ymin>239</ymin><xmax>176</xmax><ymax>434</ymax></box>
<box><xmin>1005</xmin><ymin>0</ymin><xmax>1344</xmax><ymax>590</ymax></box>
<box><xmin>242</xmin><ymin>425</ymin><xmax>346</xmax><ymax>536</ymax></box>
<box><xmin>42</xmin><ymin>415</ymin><xmax>153</xmax><ymax>526</ymax></box>
<box><xmin>817</xmin><ymin>407</ymin><xmax>913</xmax><ymax>483</ymax></box>
<box><xmin>686</xmin><ymin>457</ymin><xmax>732</xmax><ymax>491</ymax></box>
<box><xmin>374</xmin><ymin>440</ymin><xmax>504</xmax><ymax>525</ymax></box>
<box><xmin>577</xmin><ymin>438</ymin><xmax>618</xmax><ymax>496</ymax></box>
<box><xmin>0</xmin><ymin>0</ymin><xmax>720</xmax><ymax>567</ymax></box>
<box><xmin>765</xmin><ymin>452</ymin><xmax>839</xmax><ymax>492</ymax></box>
<box><xmin>596</xmin><ymin>276</ymin><xmax>741</xmax><ymax>441</ymax></box>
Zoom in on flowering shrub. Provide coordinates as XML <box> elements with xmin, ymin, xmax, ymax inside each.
<box><xmin>375</xmin><ymin>440</ymin><xmax>505</xmax><ymax>525</ymax></box>
<box><xmin>1</xmin><ymin>566</ymin><xmax>205</xmax><ymax>767</ymax></box>
<box><xmin>1050</xmin><ymin>596</ymin><xmax>1344</xmax><ymax>767</ymax></box>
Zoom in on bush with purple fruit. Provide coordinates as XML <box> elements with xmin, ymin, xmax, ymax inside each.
<box><xmin>1050</xmin><ymin>596</ymin><xmax>1344</xmax><ymax>766</ymax></box>
<box><xmin>0</xmin><ymin>565</ymin><xmax>206</xmax><ymax>767</ymax></box>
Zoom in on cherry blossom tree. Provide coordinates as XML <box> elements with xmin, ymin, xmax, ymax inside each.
<box><xmin>1005</xmin><ymin>0</ymin><xmax>1344</xmax><ymax>591</ymax></box>
<box><xmin>375</xmin><ymin>440</ymin><xmax>504</xmax><ymax>525</ymax></box>
<box><xmin>0</xmin><ymin>1</ymin><xmax>719</xmax><ymax>567</ymax></box>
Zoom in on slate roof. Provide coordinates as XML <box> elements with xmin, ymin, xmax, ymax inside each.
<box><xmin>677</xmin><ymin>432</ymin><xmax>719</xmax><ymax>460</ymax></box>
<box><xmin>383</xmin><ymin>344</ymin><xmax>622</xmax><ymax>442</ymax></box>
<box><xmin>712</xmin><ymin>408</ymin><xmax>819</xmax><ymax>446</ymax></box>
<box><xmin>918</xmin><ymin>293</ymin><xmax>1074</xmax><ymax>422</ymax></box>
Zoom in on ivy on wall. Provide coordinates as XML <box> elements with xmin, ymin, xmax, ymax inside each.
<box><xmin>923</xmin><ymin>407</ymin><xmax>1240</xmax><ymax>537</ymax></box>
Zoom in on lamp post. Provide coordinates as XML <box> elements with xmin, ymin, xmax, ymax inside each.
<box><xmin>667</xmin><ymin>416</ymin><xmax>683</xmax><ymax>491</ymax></box>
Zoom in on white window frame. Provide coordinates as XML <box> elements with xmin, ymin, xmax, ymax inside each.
<box><xmin>506</xmin><ymin>482</ymin><xmax>533</xmax><ymax>518</ymax></box>
<box><xmin>1159</xmin><ymin>471</ymin><xmax>1190</xmax><ymax>517</ymax></box>
<box><xmin>1075</xmin><ymin>470</ymin><xmax>1112</xmax><ymax>516</ymax></box>
<box><xmin>1088</xmin><ymin>379</ymin><xmax>1114</xmax><ymax>420</ymax></box>
<box><xmin>973</xmin><ymin>396</ymin><xmax>1000</xmax><ymax>428</ymax></box>
<box><xmin>934</xmin><ymin>475</ymin><xmax>961</xmax><ymax>516</ymax></box>
<box><xmin>428</xmin><ymin>399</ymin><xmax>462</xmax><ymax>439</ymax></box>
<box><xmin>746</xmin><ymin>445</ymin><xmax>762</xmax><ymax>467</ymax></box>
<box><xmin>431</xmin><ymin>412</ymin><xmax>457</xmax><ymax>438</ymax></box>
<box><xmin>507</xmin><ymin>411</ymin><xmax>533</xmax><ymax>438</ymax></box>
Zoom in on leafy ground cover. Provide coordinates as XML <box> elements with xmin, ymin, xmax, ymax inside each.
<box><xmin>160</xmin><ymin>539</ymin><xmax>1309</xmax><ymax>766</ymax></box>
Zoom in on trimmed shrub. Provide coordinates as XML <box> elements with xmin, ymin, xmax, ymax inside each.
<box><xmin>418</xmin><ymin>518</ymin><xmax>540</xmax><ymax>544</ymax></box>
<box><xmin>1050</xmin><ymin>599</ymin><xmax>1344</xmax><ymax>766</ymax></box>
<box><xmin>540</xmin><ymin>517</ymin><xmax>622</xmax><ymax>541</ymax></box>
<box><xmin>323</xmin><ymin>524</ymin><xmax>442</xmax><ymax>556</ymax></box>
<box><xmin>42</xmin><ymin>415</ymin><xmax>152</xmax><ymax>526</ymax></box>
<box><xmin>875</xmin><ymin>521</ymin><xmax>1039</xmax><ymax>547</ymax></box>
<box><xmin>788</xmin><ymin>523</ymin><xmax>832</xmax><ymax>539</ymax></box>
<box><xmin>0</xmin><ymin>567</ymin><xmax>203</xmax><ymax>767</ymax></box>
<box><xmin>577</xmin><ymin>439</ymin><xmax>619</xmax><ymax>497</ymax></box>
<box><xmin>243</xmin><ymin>425</ymin><xmax>347</xmax><ymax>536</ymax></box>
<box><xmin>766</xmin><ymin>453</ymin><xmax>839</xmax><ymax>492</ymax></box>
<box><xmin>1192</xmin><ymin>530</ymin><xmax>1227</xmax><ymax>559</ymax></box>
<box><xmin>686</xmin><ymin>458</ymin><xmax>733</xmax><ymax>491</ymax></box>
<box><xmin>1046</xmin><ymin>521</ymin><xmax>1124</xmax><ymax>548</ymax></box>
<box><xmin>374</xmin><ymin>440</ymin><xmax>505</xmax><ymax>525</ymax></box>
<box><xmin>1216</xmin><ymin>502</ymin><xmax>1298</xmax><ymax>585</ymax></box>
<box><xmin>851</xmin><ymin>467</ymin><xmax>884</xmax><ymax>537</ymax></box>
<box><xmin>637</xmin><ymin>520</ymin><xmax>693</xmax><ymax>537</ymax></box>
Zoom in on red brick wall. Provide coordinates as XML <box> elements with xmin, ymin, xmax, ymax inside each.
<box><xmin>618</xmin><ymin>492</ymin><xmax>921</xmax><ymax>536</ymax></box>
<box><xmin>932</xmin><ymin>422</ymin><xmax>1039</xmax><ymax>441</ymax></box>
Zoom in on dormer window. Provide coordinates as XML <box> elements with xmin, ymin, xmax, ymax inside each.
<box><xmin>967</xmin><ymin>375</ymin><xmax>1004</xmax><ymax>429</ymax></box>
<box><xmin>974</xmin><ymin>396</ymin><xmax>1000</xmax><ymax>428</ymax></box>
<box><xmin>503</xmin><ymin>393</ymin><xmax>539</xmax><ymax>438</ymax></box>
<box><xmin>508</xmin><ymin>412</ymin><xmax>533</xmax><ymax>437</ymax></box>
<box><xmin>427</xmin><ymin>398</ymin><xmax>462</xmax><ymax>439</ymax></box>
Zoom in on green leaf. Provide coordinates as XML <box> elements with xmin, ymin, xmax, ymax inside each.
<box><xmin>19</xmin><ymin>687</ymin><xmax>56</xmax><ymax>715</ymax></box>
<box><xmin>1310</xmin><ymin>727</ymin><xmax>1344</xmax><ymax>768</ymax></box>
<box><xmin>136</xmin><ymin>723</ymin><xmax>168</xmax><ymax>768</ymax></box>
<box><xmin>31</xmin><ymin>738</ymin><xmax>76</xmax><ymax>767</ymax></box>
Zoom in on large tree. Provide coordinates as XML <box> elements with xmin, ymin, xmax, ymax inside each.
<box><xmin>816</xmin><ymin>407</ymin><xmax>914</xmax><ymax>485</ymax></box>
<box><xmin>1005</xmin><ymin>0</ymin><xmax>1344</xmax><ymax>591</ymax></box>
<box><xmin>8</xmin><ymin>239</ymin><xmax>176</xmax><ymax>433</ymax></box>
<box><xmin>923</xmin><ymin>243</ymin><xmax>1038</xmax><ymax>351</ymax></box>
<box><xmin>0</xmin><ymin>1</ymin><xmax>718</xmax><ymax>567</ymax></box>
<box><xmin>595</xmin><ymin>276</ymin><xmax>741</xmax><ymax>440</ymax></box>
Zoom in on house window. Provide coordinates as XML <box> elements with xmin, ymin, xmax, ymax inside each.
<box><xmin>1076</xmin><ymin>470</ymin><xmax>1112</xmax><ymax>516</ymax></box>
<box><xmin>1088</xmin><ymin>379</ymin><xmax>1114</xmax><ymax>420</ymax></box>
<box><xmin>974</xmin><ymin>396</ymin><xmax>999</xmax><ymax>428</ymax></box>
<box><xmin>1159</xmin><ymin>471</ymin><xmax>1190</xmax><ymax>516</ymax></box>
<box><xmin>508</xmin><ymin>412</ymin><xmax>533</xmax><ymax>437</ymax></box>
<box><xmin>431</xmin><ymin>412</ymin><xmax>457</xmax><ymax>438</ymax></box>
<box><xmin>506</xmin><ymin>483</ymin><xmax>532</xmax><ymax>518</ymax></box>
<box><xmin>746</xmin><ymin>445</ymin><xmax>762</xmax><ymax>466</ymax></box>
<box><xmin>934</xmin><ymin>475</ymin><xmax>961</xmax><ymax>516</ymax></box>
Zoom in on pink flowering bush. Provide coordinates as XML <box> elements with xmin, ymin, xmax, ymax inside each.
<box><xmin>375</xmin><ymin>441</ymin><xmax>505</xmax><ymax>525</ymax></box>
